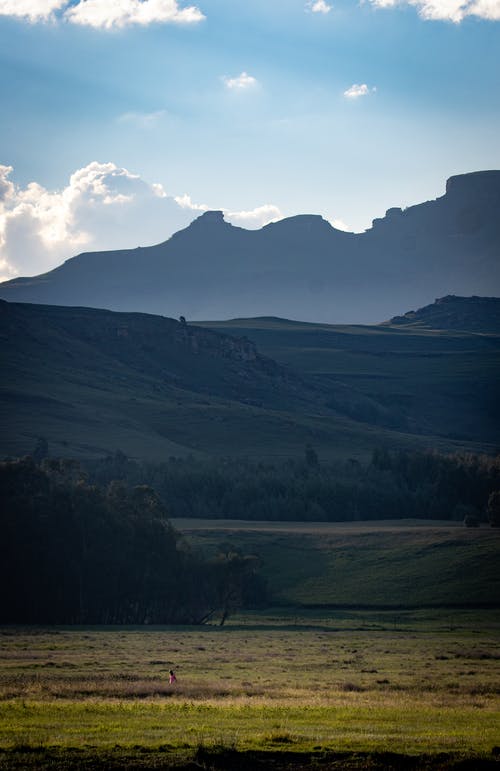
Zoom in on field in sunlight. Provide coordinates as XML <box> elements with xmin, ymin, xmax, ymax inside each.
<box><xmin>1</xmin><ymin>610</ymin><xmax>499</xmax><ymax>769</ymax></box>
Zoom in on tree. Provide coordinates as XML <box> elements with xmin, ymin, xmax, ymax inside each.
<box><xmin>487</xmin><ymin>491</ymin><xmax>500</xmax><ymax>527</ymax></box>
<box><xmin>210</xmin><ymin>545</ymin><xmax>265</xmax><ymax>626</ymax></box>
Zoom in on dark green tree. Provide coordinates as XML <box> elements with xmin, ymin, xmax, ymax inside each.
<box><xmin>487</xmin><ymin>491</ymin><xmax>500</xmax><ymax>527</ymax></box>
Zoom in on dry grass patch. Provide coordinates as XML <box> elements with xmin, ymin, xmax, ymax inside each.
<box><xmin>0</xmin><ymin>611</ymin><xmax>499</xmax><ymax>759</ymax></box>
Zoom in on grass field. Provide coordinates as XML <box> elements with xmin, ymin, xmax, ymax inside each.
<box><xmin>1</xmin><ymin>522</ymin><xmax>499</xmax><ymax>769</ymax></box>
<box><xmin>0</xmin><ymin>520</ymin><xmax>500</xmax><ymax>771</ymax></box>
<box><xmin>0</xmin><ymin>609</ymin><xmax>499</xmax><ymax>769</ymax></box>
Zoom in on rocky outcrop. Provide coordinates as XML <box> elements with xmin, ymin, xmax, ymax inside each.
<box><xmin>174</xmin><ymin>321</ymin><xmax>258</xmax><ymax>362</ymax></box>
<box><xmin>385</xmin><ymin>295</ymin><xmax>500</xmax><ymax>333</ymax></box>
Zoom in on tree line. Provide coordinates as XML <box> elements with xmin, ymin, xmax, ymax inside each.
<box><xmin>0</xmin><ymin>457</ymin><xmax>266</xmax><ymax>625</ymax></box>
<box><xmin>2</xmin><ymin>447</ymin><xmax>499</xmax><ymax>624</ymax></box>
<box><xmin>86</xmin><ymin>447</ymin><xmax>500</xmax><ymax>524</ymax></box>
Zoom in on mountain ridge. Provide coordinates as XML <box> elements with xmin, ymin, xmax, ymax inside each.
<box><xmin>0</xmin><ymin>171</ymin><xmax>499</xmax><ymax>323</ymax></box>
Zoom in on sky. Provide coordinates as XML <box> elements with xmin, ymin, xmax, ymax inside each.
<box><xmin>0</xmin><ymin>0</ymin><xmax>499</xmax><ymax>281</ymax></box>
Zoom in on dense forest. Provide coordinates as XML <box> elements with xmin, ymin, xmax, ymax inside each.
<box><xmin>0</xmin><ymin>457</ymin><xmax>266</xmax><ymax>625</ymax></box>
<box><xmin>86</xmin><ymin>447</ymin><xmax>500</xmax><ymax>523</ymax></box>
<box><xmin>2</xmin><ymin>447</ymin><xmax>499</xmax><ymax>624</ymax></box>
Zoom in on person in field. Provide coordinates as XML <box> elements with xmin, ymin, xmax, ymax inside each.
<box><xmin>169</xmin><ymin>669</ymin><xmax>177</xmax><ymax>684</ymax></box>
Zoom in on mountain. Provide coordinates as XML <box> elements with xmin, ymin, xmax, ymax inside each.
<box><xmin>384</xmin><ymin>295</ymin><xmax>500</xmax><ymax>333</ymax></box>
<box><xmin>1</xmin><ymin>300</ymin><xmax>499</xmax><ymax>461</ymax></box>
<box><xmin>0</xmin><ymin>171</ymin><xmax>499</xmax><ymax>324</ymax></box>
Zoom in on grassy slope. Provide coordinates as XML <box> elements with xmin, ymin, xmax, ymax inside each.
<box><xmin>201</xmin><ymin>318</ymin><xmax>500</xmax><ymax>446</ymax></box>
<box><xmin>3</xmin><ymin>302</ymin><xmax>496</xmax><ymax>462</ymax></box>
<box><xmin>174</xmin><ymin>519</ymin><xmax>500</xmax><ymax>607</ymax></box>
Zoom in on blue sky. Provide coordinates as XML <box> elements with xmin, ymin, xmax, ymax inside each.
<box><xmin>0</xmin><ymin>0</ymin><xmax>499</xmax><ymax>279</ymax></box>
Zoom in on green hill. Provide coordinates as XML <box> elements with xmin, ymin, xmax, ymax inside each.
<box><xmin>1</xmin><ymin>298</ymin><xmax>499</xmax><ymax>461</ymax></box>
<box><xmin>201</xmin><ymin>301</ymin><xmax>500</xmax><ymax>447</ymax></box>
<box><xmin>174</xmin><ymin>519</ymin><xmax>500</xmax><ymax>608</ymax></box>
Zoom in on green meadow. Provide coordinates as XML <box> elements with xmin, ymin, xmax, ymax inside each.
<box><xmin>0</xmin><ymin>611</ymin><xmax>499</xmax><ymax>768</ymax></box>
<box><xmin>1</xmin><ymin>522</ymin><xmax>499</xmax><ymax>769</ymax></box>
<box><xmin>174</xmin><ymin>519</ymin><xmax>500</xmax><ymax>607</ymax></box>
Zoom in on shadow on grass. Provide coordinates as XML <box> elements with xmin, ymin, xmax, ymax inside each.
<box><xmin>1</xmin><ymin>747</ymin><xmax>499</xmax><ymax>770</ymax></box>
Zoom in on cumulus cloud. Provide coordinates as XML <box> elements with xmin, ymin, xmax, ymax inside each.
<box><xmin>225</xmin><ymin>204</ymin><xmax>282</xmax><ymax>229</ymax></box>
<box><xmin>306</xmin><ymin>0</ymin><xmax>332</xmax><ymax>12</ymax></box>
<box><xmin>65</xmin><ymin>0</ymin><xmax>205</xmax><ymax>29</ymax></box>
<box><xmin>223</xmin><ymin>72</ymin><xmax>259</xmax><ymax>90</ymax></box>
<box><xmin>0</xmin><ymin>0</ymin><xmax>205</xmax><ymax>27</ymax></box>
<box><xmin>0</xmin><ymin>162</ymin><xmax>195</xmax><ymax>280</ymax></box>
<box><xmin>0</xmin><ymin>163</ymin><xmax>284</xmax><ymax>281</ymax></box>
<box><xmin>343</xmin><ymin>83</ymin><xmax>376</xmax><ymax>99</ymax></box>
<box><xmin>0</xmin><ymin>0</ymin><xmax>66</xmax><ymax>21</ymax></box>
<box><xmin>174</xmin><ymin>193</ymin><xmax>209</xmax><ymax>211</ymax></box>
<box><xmin>369</xmin><ymin>0</ymin><xmax>500</xmax><ymax>21</ymax></box>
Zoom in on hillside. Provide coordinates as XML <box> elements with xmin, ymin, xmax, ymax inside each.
<box><xmin>0</xmin><ymin>300</ymin><xmax>330</xmax><ymax>460</ymax></box>
<box><xmin>174</xmin><ymin>519</ymin><xmax>500</xmax><ymax>608</ymax></box>
<box><xmin>201</xmin><ymin>300</ymin><xmax>500</xmax><ymax>446</ymax></box>
<box><xmin>1</xmin><ymin>300</ymin><xmax>499</xmax><ymax>461</ymax></box>
<box><xmin>385</xmin><ymin>294</ymin><xmax>500</xmax><ymax>332</ymax></box>
<box><xmin>0</xmin><ymin>300</ymin><xmax>435</xmax><ymax>462</ymax></box>
<box><xmin>0</xmin><ymin>171</ymin><xmax>499</xmax><ymax>324</ymax></box>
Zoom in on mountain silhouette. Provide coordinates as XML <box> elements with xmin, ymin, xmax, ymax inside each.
<box><xmin>0</xmin><ymin>171</ymin><xmax>499</xmax><ymax>323</ymax></box>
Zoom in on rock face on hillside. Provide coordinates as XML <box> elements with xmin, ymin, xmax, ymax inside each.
<box><xmin>385</xmin><ymin>295</ymin><xmax>500</xmax><ymax>333</ymax></box>
<box><xmin>0</xmin><ymin>171</ymin><xmax>499</xmax><ymax>323</ymax></box>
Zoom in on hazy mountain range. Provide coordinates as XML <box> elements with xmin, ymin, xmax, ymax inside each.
<box><xmin>1</xmin><ymin>171</ymin><xmax>499</xmax><ymax>323</ymax></box>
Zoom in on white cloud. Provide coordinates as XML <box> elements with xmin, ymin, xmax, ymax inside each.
<box><xmin>0</xmin><ymin>0</ymin><xmax>66</xmax><ymax>21</ymax></box>
<box><xmin>0</xmin><ymin>163</ymin><xmax>284</xmax><ymax>282</ymax></box>
<box><xmin>0</xmin><ymin>162</ymin><xmax>195</xmax><ymax>280</ymax></box>
<box><xmin>369</xmin><ymin>0</ymin><xmax>500</xmax><ymax>21</ymax></box>
<box><xmin>65</xmin><ymin>0</ymin><xmax>205</xmax><ymax>29</ymax></box>
<box><xmin>174</xmin><ymin>193</ymin><xmax>282</xmax><ymax>228</ymax></box>
<box><xmin>330</xmin><ymin>217</ymin><xmax>352</xmax><ymax>232</ymax></box>
<box><xmin>174</xmin><ymin>193</ymin><xmax>283</xmax><ymax>230</ymax></box>
<box><xmin>151</xmin><ymin>182</ymin><xmax>167</xmax><ymax>198</ymax></box>
<box><xmin>0</xmin><ymin>165</ymin><xmax>15</xmax><ymax>202</ymax></box>
<box><xmin>225</xmin><ymin>204</ymin><xmax>283</xmax><ymax>229</ymax></box>
<box><xmin>343</xmin><ymin>83</ymin><xmax>376</xmax><ymax>99</ymax></box>
<box><xmin>223</xmin><ymin>72</ymin><xmax>259</xmax><ymax>90</ymax></box>
<box><xmin>306</xmin><ymin>0</ymin><xmax>332</xmax><ymax>12</ymax></box>
<box><xmin>0</xmin><ymin>0</ymin><xmax>205</xmax><ymax>27</ymax></box>
<box><xmin>469</xmin><ymin>0</ymin><xmax>500</xmax><ymax>19</ymax></box>
<box><xmin>174</xmin><ymin>193</ymin><xmax>209</xmax><ymax>211</ymax></box>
